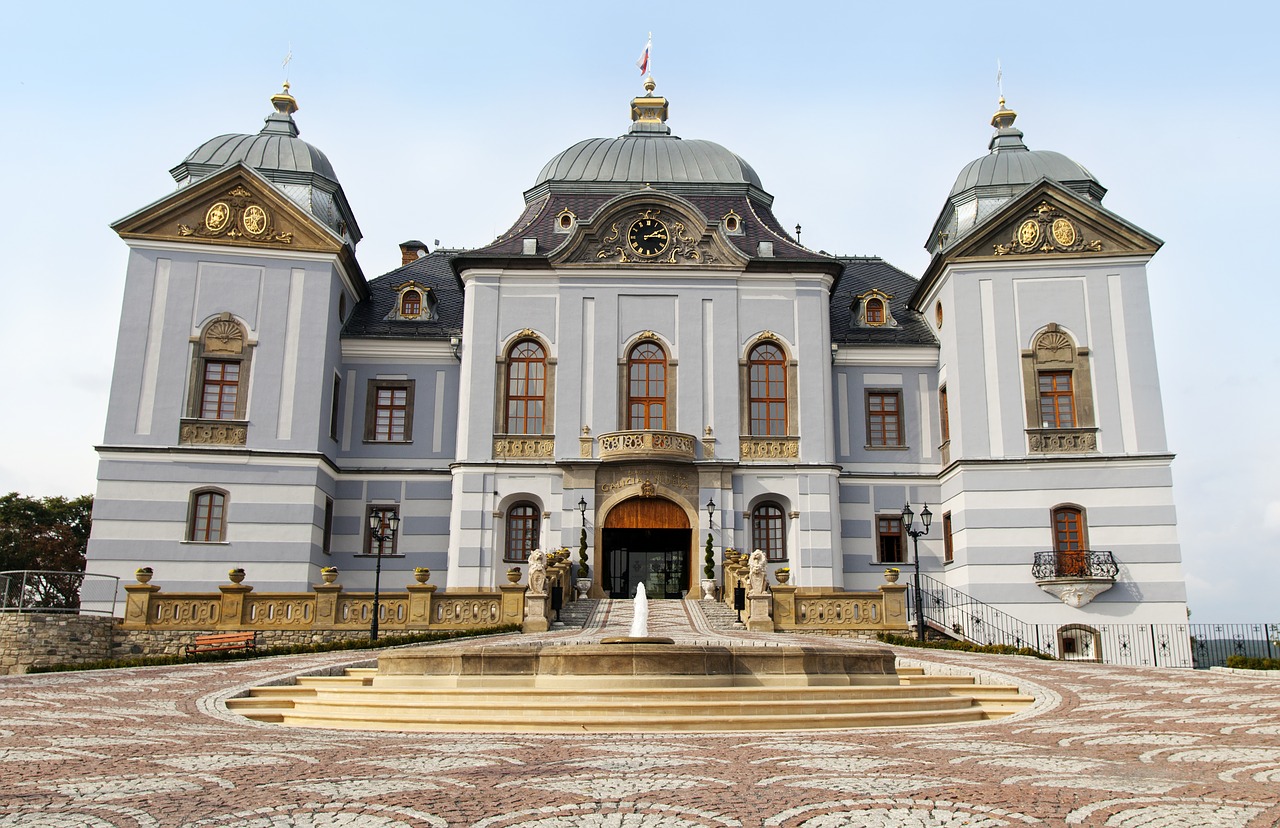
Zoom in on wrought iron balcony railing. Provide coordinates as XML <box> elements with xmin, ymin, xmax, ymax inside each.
<box><xmin>1032</xmin><ymin>550</ymin><xmax>1118</xmax><ymax>581</ymax></box>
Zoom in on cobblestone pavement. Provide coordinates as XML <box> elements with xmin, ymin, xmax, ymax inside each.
<box><xmin>2</xmin><ymin>601</ymin><xmax>1279</xmax><ymax>827</ymax></box>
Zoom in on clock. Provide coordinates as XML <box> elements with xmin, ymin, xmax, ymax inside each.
<box><xmin>628</xmin><ymin>217</ymin><xmax>670</xmax><ymax>258</ymax></box>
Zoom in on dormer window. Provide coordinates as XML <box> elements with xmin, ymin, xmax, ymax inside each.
<box><xmin>555</xmin><ymin>209</ymin><xmax>577</xmax><ymax>233</ymax></box>
<box><xmin>854</xmin><ymin>290</ymin><xmax>897</xmax><ymax>328</ymax></box>
<box><xmin>722</xmin><ymin>209</ymin><xmax>743</xmax><ymax>235</ymax></box>
<box><xmin>400</xmin><ymin>289</ymin><xmax>422</xmax><ymax>318</ymax></box>
<box><xmin>391</xmin><ymin>281</ymin><xmax>436</xmax><ymax>321</ymax></box>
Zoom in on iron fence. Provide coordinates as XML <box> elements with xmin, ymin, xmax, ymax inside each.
<box><xmin>1189</xmin><ymin>623</ymin><xmax>1279</xmax><ymax>668</ymax></box>
<box><xmin>0</xmin><ymin>570</ymin><xmax>120</xmax><ymax>616</ymax></box>
<box><xmin>914</xmin><ymin>574</ymin><xmax>1052</xmax><ymax>655</ymax></box>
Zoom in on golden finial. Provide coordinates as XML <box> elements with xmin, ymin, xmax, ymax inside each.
<box><xmin>643</xmin><ymin>76</ymin><xmax>656</xmax><ymax>95</ymax></box>
<box><xmin>271</xmin><ymin>82</ymin><xmax>298</xmax><ymax>116</ymax></box>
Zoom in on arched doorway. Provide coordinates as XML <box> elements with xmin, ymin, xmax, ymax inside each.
<box><xmin>602</xmin><ymin>497</ymin><xmax>691</xmax><ymax>599</ymax></box>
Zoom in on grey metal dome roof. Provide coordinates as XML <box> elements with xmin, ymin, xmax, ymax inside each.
<box><xmin>168</xmin><ymin>86</ymin><xmax>361</xmax><ymax>246</ymax></box>
<box><xmin>534</xmin><ymin>136</ymin><xmax>763</xmax><ymax>189</ymax></box>
<box><xmin>949</xmin><ymin>147</ymin><xmax>1096</xmax><ymax>197</ymax></box>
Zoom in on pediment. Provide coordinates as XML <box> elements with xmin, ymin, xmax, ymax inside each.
<box><xmin>113</xmin><ymin>164</ymin><xmax>345</xmax><ymax>255</ymax></box>
<box><xmin>549</xmin><ymin>191</ymin><xmax>750</xmax><ymax>270</ymax></box>
<box><xmin>948</xmin><ymin>180</ymin><xmax>1162</xmax><ymax>263</ymax></box>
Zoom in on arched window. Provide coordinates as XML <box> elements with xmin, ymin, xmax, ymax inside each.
<box><xmin>865</xmin><ymin>297</ymin><xmax>885</xmax><ymax>325</ymax></box>
<box><xmin>189</xmin><ymin>314</ymin><xmax>251</xmax><ymax>426</ymax></box>
<box><xmin>1053</xmin><ymin>505</ymin><xmax>1088</xmax><ymax>577</ymax></box>
<box><xmin>752</xmin><ymin>502</ymin><xmax>786</xmax><ymax>562</ymax></box>
<box><xmin>628</xmin><ymin>341</ymin><xmax>666</xmax><ymax>430</ymax></box>
<box><xmin>1022</xmin><ymin>325</ymin><xmax>1096</xmax><ymax>452</ymax></box>
<box><xmin>748</xmin><ymin>343</ymin><xmax>787</xmax><ymax>436</ymax></box>
<box><xmin>505</xmin><ymin>340</ymin><xmax>546</xmax><ymax>435</ymax></box>
<box><xmin>188</xmin><ymin>489</ymin><xmax>227</xmax><ymax>543</ymax></box>
<box><xmin>505</xmin><ymin>502</ymin><xmax>540</xmax><ymax>562</ymax></box>
<box><xmin>400</xmin><ymin>289</ymin><xmax>422</xmax><ymax>318</ymax></box>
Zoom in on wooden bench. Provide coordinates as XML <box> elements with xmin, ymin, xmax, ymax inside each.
<box><xmin>186</xmin><ymin>632</ymin><xmax>257</xmax><ymax>656</ymax></box>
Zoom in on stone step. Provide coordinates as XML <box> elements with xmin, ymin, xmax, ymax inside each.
<box><xmin>273</xmin><ymin>705</ymin><xmax>989</xmax><ymax>732</ymax></box>
<box><xmin>319</xmin><ymin>683</ymin><xmax>958</xmax><ymax>705</ymax></box>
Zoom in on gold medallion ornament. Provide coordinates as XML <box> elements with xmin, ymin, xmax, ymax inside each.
<box><xmin>1017</xmin><ymin>219</ymin><xmax>1040</xmax><ymax>248</ymax></box>
<box><xmin>628</xmin><ymin>216</ymin><xmax>670</xmax><ymax>257</ymax></box>
<box><xmin>1051</xmin><ymin>218</ymin><xmax>1076</xmax><ymax>247</ymax></box>
<box><xmin>205</xmin><ymin>202</ymin><xmax>230</xmax><ymax>232</ymax></box>
<box><xmin>242</xmin><ymin>205</ymin><xmax>268</xmax><ymax>236</ymax></box>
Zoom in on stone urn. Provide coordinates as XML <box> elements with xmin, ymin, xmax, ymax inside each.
<box><xmin>506</xmin><ymin>568</ymin><xmax>522</xmax><ymax>584</ymax></box>
<box><xmin>413</xmin><ymin>567</ymin><xmax>431</xmax><ymax>584</ymax></box>
<box><xmin>700</xmin><ymin>578</ymin><xmax>717</xmax><ymax>600</ymax></box>
<box><xmin>320</xmin><ymin>568</ymin><xmax>339</xmax><ymax>584</ymax></box>
<box><xmin>575</xmin><ymin>577</ymin><xmax>592</xmax><ymax>600</ymax></box>
<box><xmin>883</xmin><ymin>568</ymin><xmax>900</xmax><ymax>584</ymax></box>
<box><xmin>134</xmin><ymin>568</ymin><xmax>153</xmax><ymax>584</ymax></box>
<box><xmin>228</xmin><ymin>569</ymin><xmax>246</xmax><ymax>585</ymax></box>
<box><xmin>774</xmin><ymin>569</ymin><xmax>791</xmax><ymax>585</ymax></box>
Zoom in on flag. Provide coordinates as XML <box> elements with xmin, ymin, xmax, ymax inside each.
<box><xmin>636</xmin><ymin>36</ymin><xmax>651</xmax><ymax>75</ymax></box>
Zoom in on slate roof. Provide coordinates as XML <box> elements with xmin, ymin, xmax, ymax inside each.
<box><xmin>464</xmin><ymin>188</ymin><xmax>828</xmax><ymax>263</ymax></box>
<box><xmin>830</xmin><ymin>257</ymin><xmax>938</xmax><ymax>347</ymax></box>
<box><xmin>342</xmin><ymin>250</ymin><xmax>464</xmax><ymax>339</ymax></box>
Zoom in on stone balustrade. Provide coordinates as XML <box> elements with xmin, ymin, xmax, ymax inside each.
<box><xmin>597</xmin><ymin>429</ymin><xmax>696</xmax><ymax>461</ymax></box>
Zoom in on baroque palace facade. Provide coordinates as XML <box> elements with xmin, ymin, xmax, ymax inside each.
<box><xmin>86</xmin><ymin>78</ymin><xmax>1187</xmax><ymax>628</ymax></box>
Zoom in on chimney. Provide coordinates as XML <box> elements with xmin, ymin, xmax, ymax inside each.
<box><xmin>399</xmin><ymin>240</ymin><xmax>429</xmax><ymax>266</ymax></box>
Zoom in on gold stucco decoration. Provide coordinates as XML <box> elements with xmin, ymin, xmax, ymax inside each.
<box><xmin>178</xmin><ymin>187</ymin><xmax>292</xmax><ymax>246</ymax></box>
<box><xmin>994</xmin><ymin>203</ymin><xmax>1105</xmax><ymax>256</ymax></box>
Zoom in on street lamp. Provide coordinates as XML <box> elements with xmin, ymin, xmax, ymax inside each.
<box><xmin>367</xmin><ymin>509</ymin><xmax>400</xmax><ymax>642</ymax></box>
<box><xmin>901</xmin><ymin>501</ymin><xmax>932</xmax><ymax>642</ymax></box>
<box><xmin>577</xmin><ymin>496</ymin><xmax>589</xmax><ymax>584</ymax></box>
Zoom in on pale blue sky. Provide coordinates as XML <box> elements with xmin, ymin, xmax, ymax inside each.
<box><xmin>3</xmin><ymin>2</ymin><xmax>1276</xmax><ymax>621</ymax></box>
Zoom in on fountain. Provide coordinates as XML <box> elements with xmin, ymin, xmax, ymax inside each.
<box><xmin>600</xmin><ymin>582</ymin><xmax>674</xmax><ymax>645</ymax></box>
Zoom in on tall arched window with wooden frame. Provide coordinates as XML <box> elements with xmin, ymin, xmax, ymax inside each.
<box><xmin>1052</xmin><ymin>505</ymin><xmax>1088</xmax><ymax>577</ymax></box>
<box><xmin>751</xmin><ymin>502</ymin><xmax>787</xmax><ymax>562</ymax></box>
<box><xmin>748</xmin><ymin>342</ymin><xmax>787</xmax><ymax>436</ymax></box>
<box><xmin>1022</xmin><ymin>325</ymin><xmax>1097</xmax><ymax>454</ymax></box>
<box><xmin>187</xmin><ymin>488</ymin><xmax>228</xmax><ymax>543</ymax></box>
<box><xmin>183</xmin><ymin>314</ymin><xmax>253</xmax><ymax>446</ymax></box>
<box><xmin>627</xmin><ymin>341</ymin><xmax>667</xmax><ymax>430</ymax></box>
<box><xmin>504</xmin><ymin>502</ymin><xmax>540</xmax><ymax>563</ymax></box>
<box><xmin>505</xmin><ymin>340</ymin><xmax>546</xmax><ymax>435</ymax></box>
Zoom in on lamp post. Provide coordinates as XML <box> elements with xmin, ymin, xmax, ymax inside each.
<box><xmin>901</xmin><ymin>501</ymin><xmax>932</xmax><ymax>642</ymax></box>
<box><xmin>367</xmin><ymin>509</ymin><xmax>400</xmax><ymax>642</ymax></box>
<box><xmin>577</xmin><ymin>496</ymin><xmax>589</xmax><ymax>586</ymax></box>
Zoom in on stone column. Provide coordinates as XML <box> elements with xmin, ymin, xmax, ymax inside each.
<box><xmin>878</xmin><ymin>583</ymin><xmax>910</xmax><ymax>632</ymax></box>
<box><xmin>121</xmin><ymin>583</ymin><xmax>160</xmax><ymax>628</ymax></box>
<box><xmin>770</xmin><ymin>584</ymin><xmax>798</xmax><ymax>630</ymax></box>
<box><xmin>499</xmin><ymin>583</ymin><xmax>526</xmax><ymax>627</ymax></box>
<box><xmin>406</xmin><ymin>583</ymin><xmax>436</xmax><ymax>628</ymax></box>
<box><xmin>313</xmin><ymin>584</ymin><xmax>343</xmax><ymax>629</ymax></box>
<box><xmin>746</xmin><ymin>592</ymin><xmax>773</xmax><ymax>632</ymax></box>
<box><xmin>217</xmin><ymin>584</ymin><xmax>253</xmax><ymax>630</ymax></box>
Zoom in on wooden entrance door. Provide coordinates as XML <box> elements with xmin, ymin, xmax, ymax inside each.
<box><xmin>603</xmin><ymin>498</ymin><xmax>691</xmax><ymax>599</ymax></box>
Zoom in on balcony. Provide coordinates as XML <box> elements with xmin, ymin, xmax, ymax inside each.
<box><xmin>493</xmin><ymin>436</ymin><xmax>555</xmax><ymax>459</ymax></box>
<box><xmin>1032</xmin><ymin>550</ymin><xmax>1118</xmax><ymax>608</ymax></box>
<box><xmin>740</xmin><ymin>436</ymin><xmax>799</xmax><ymax>461</ymax></box>
<box><xmin>597</xmin><ymin>430</ymin><xmax>696</xmax><ymax>462</ymax></box>
<box><xmin>1027</xmin><ymin>427</ymin><xmax>1098</xmax><ymax>454</ymax></box>
<box><xmin>179</xmin><ymin>418</ymin><xmax>247</xmax><ymax>447</ymax></box>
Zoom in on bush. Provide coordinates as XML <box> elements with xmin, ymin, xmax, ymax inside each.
<box><xmin>27</xmin><ymin>625</ymin><xmax>521</xmax><ymax>674</ymax></box>
<box><xmin>1225</xmin><ymin>655</ymin><xmax>1280</xmax><ymax>671</ymax></box>
<box><xmin>876</xmin><ymin>632</ymin><xmax>1054</xmax><ymax>660</ymax></box>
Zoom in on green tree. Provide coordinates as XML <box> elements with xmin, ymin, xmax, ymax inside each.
<box><xmin>0</xmin><ymin>493</ymin><xmax>93</xmax><ymax>609</ymax></box>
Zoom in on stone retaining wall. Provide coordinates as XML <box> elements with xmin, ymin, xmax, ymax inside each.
<box><xmin>113</xmin><ymin>628</ymin><xmax>381</xmax><ymax>657</ymax></box>
<box><xmin>0</xmin><ymin>612</ymin><xmax>115</xmax><ymax>675</ymax></box>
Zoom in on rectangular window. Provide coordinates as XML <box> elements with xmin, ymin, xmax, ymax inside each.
<box><xmin>364</xmin><ymin>380</ymin><xmax>414</xmax><ymax>442</ymax></box>
<box><xmin>200</xmin><ymin>361</ymin><xmax>240</xmax><ymax>420</ymax></box>
<box><xmin>504</xmin><ymin>503</ymin><xmax>540</xmax><ymax>562</ymax></box>
<box><xmin>866</xmin><ymin>390</ymin><xmax>903</xmax><ymax>447</ymax></box>
<box><xmin>752</xmin><ymin>503</ymin><xmax>787</xmax><ymax>562</ymax></box>
<box><xmin>943</xmin><ymin>511</ymin><xmax>954</xmax><ymax>564</ymax></box>
<box><xmin>877</xmin><ymin>515</ymin><xmax>904</xmax><ymax>564</ymax></box>
<box><xmin>322</xmin><ymin>497</ymin><xmax>334</xmax><ymax>554</ymax></box>
<box><xmin>1038</xmin><ymin>371</ymin><xmax>1076</xmax><ymax>428</ymax></box>
<box><xmin>364</xmin><ymin>505</ymin><xmax>400</xmax><ymax>556</ymax></box>
<box><xmin>329</xmin><ymin>374</ymin><xmax>341</xmax><ymax>441</ymax></box>
<box><xmin>939</xmin><ymin>385</ymin><xmax>950</xmax><ymax>443</ymax></box>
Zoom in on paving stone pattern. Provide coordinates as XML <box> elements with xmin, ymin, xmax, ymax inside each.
<box><xmin>1</xmin><ymin>600</ymin><xmax>1278</xmax><ymax>826</ymax></box>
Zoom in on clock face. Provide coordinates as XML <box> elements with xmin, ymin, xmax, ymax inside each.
<box><xmin>628</xmin><ymin>217</ymin><xmax>670</xmax><ymax>257</ymax></box>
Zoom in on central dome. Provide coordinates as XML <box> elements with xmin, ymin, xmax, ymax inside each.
<box><xmin>534</xmin><ymin>136</ymin><xmax>763</xmax><ymax>188</ymax></box>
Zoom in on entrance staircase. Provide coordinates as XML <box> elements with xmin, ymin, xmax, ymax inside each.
<box><xmin>224</xmin><ymin>599</ymin><xmax>1034</xmax><ymax>732</ymax></box>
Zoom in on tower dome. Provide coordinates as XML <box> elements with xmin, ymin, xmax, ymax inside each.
<box><xmin>525</xmin><ymin>77</ymin><xmax>766</xmax><ymax>201</ymax></box>
<box><xmin>927</xmin><ymin>100</ymin><xmax>1105</xmax><ymax>254</ymax></box>
<box><xmin>169</xmin><ymin>85</ymin><xmax>361</xmax><ymax>246</ymax></box>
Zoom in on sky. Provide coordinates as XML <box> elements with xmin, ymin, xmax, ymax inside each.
<box><xmin>2</xmin><ymin>2</ymin><xmax>1276</xmax><ymax>622</ymax></box>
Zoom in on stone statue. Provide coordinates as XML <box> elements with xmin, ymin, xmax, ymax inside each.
<box><xmin>747</xmin><ymin>548</ymin><xmax>767</xmax><ymax>597</ymax></box>
<box><xmin>528</xmin><ymin>547</ymin><xmax>548</xmax><ymax>596</ymax></box>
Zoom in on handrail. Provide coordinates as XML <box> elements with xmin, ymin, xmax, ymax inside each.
<box><xmin>913</xmin><ymin>573</ymin><xmax>1052</xmax><ymax>655</ymax></box>
<box><xmin>1032</xmin><ymin>550</ymin><xmax>1118</xmax><ymax>580</ymax></box>
<box><xmin>0</xmin><ymin>570</ymin><xmax>120</xmax><ymax>616</ymax></box>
